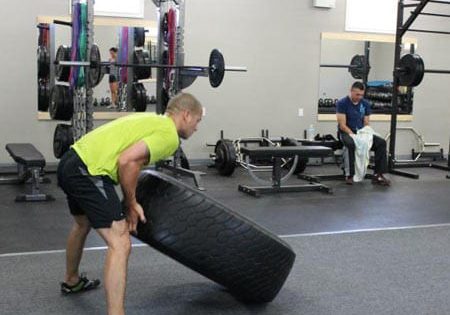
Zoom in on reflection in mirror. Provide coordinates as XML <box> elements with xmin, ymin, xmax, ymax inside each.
<box><xmin>89</xmin><ymin>25</ymin><xmax>156</xmax><ymax>112</ymax></box>
<box><xmin>318</xmin><ymin>34</ymin><xmax>415</xmax><ymax>115</ymax></box>
<box><xmin>37</xmin><ymin>23</ymin><xmax>51</xmax><ymax>112</ymax></box>
<box><xmin>39</xmin><ymin>22</ymin><xmax>157</xmax><ymax>114</ymax></box>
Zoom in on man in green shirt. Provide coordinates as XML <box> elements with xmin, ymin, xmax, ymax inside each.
<box><xmin>57</xmin><ymin>93</ymin><xmax>202</xmax><ymax>315</ymax></box>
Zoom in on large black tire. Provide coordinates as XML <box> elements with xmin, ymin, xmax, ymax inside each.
<box><xmin>135</xmin><ymin>171</ymin><xmax>296</xmax><ymax>303</ymax></box>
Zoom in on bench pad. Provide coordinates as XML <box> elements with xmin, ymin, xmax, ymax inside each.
<box><xmin>5</xmin><ymin>143</ymin><xmax>46</xmax><ymax>168</ymax></box>
<box><xmin>240</xmin><ymin>146</ymin><xmax>332</xmax><ymax>158</ymax></box>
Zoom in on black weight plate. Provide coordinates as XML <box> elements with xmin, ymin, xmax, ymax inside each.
<box><xmin>37</xmin><ymin>46</ymin><xmax>50</xmax><ymax>79</ymax></box>
<box><xmin>53</xmin><ymin>124</ymin><xmax>74</xmax><ymax>159</ymax></box>
<box><xmin>161</xmin><ymin>88</ymin><xmax>170</xmax><ymax>114</ymax></box>
<box><xmin>143</xmin><ymin>49</ymin><xmax>152</xmax><ymax>78</ymax></box>
<box><xmin>398</xmin><ymin>53</ymin><xmax>424</xmax><ymax>87</ymax></box>
<box><xmin>55</xmin><ymin>45</ymin><xmax>71</xmax><ymax>82</ymax></box>
<box><xmin>214</xmin><ymin>139</ymin><xmax>236</xmax><ymax>176</ymax></box>
<box><xmin>88</xmin><ymin>44</ymin><xmax>103</xmax><ymax>87</ymax></box>
<box><xmin>49</xmin><ymin>85</ymin><xmax>73</xmax><ymax>121</ymax></box>
<box><xmin>161</xmin><ymin>50</ymin><xmax>169</xmax><ymax>79</ymax></box>
<box><xmin>209</xmin><ymin>49</ymin><xmax>225</xmax><ymax>88</ymax></box>
<box><xmin>133</xmin><ymin>50</ymin><xmax>152</xmax><ymax>80</ymax></box>
<box><xmin>38</xmin><ymin>81</ymin><xmax>50</xmax><ymax>111</ymax></box>
<box><xmin>131</xmin><ymin>83</ymin><xmax>141</xmax><ymax>109</ymax></box>
<box><xmin>134</xmin><ymin>27</ymin><xmax>146</xmax><ymax>47</ymax></box>
<box><xmin>136</xmin><ymin>84</ymin><xmax>147</xmax><ymax>112</ymax></box>
<box><xmin>349</xmin><ymin>54</ymin><xmax>368</xmax><ymax>79</ymax></box>
<box><xmin>131</xmin><ymin>83</ymin><xmax>147</xmax><ymax>112</ymax></box>
<box><xmin>161</xmin><ymin>13</ymin><xmax>169</xmax><ymax>43</ymax></box>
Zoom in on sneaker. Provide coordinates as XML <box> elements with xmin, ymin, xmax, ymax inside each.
<box><xmin>61</xmin><ymin>274</ymin><xmax>101</xmax><ymax>295</ymax></box>
<box><xmin>345</xmin><ymin>176</ymin><xmax>353</xmax><ymax>185</ymax></box>
<box><xmin>372</xmin><ymin>174</ymin><xmax>391</xmax><ymax>186</ymax></box>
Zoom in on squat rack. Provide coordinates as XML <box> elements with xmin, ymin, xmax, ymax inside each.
<box><xmin>389</xmin><ymin>0</ymin><xmax>450</xmax><ymax>179</ymax></box>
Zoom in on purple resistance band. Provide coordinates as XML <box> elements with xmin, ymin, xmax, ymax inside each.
<box><xmin>120</xmin><ymin>27</ymin><xmax>129</xmax><ymax>83</ymax></box>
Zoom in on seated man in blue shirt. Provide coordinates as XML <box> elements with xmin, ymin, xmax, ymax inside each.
<box><xmin>336</xmin><ymin>81</ymin><xmax>390</xmax><ymax>186</ymax></box>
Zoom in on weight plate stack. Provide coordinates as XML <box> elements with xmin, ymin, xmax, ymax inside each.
<box><xmin>131</xmin><ymin>83</ymin><xmax>147</xmax><ymax>112</ymax></box>
<box><xmin>214</xmin><ymin>139</ymin><xmax>237</xmax><ymax>176</ymax></box>
<box><xmin>37</xmin><ymin>46</ymin><xmax>50</xmax><ymax>79</ymax></box>
<box><xmin>38</xmin><ymin>81</ymin><xmax>50</xmax><ymax>112</ymax></box>
<box><xmin>49</xmin><ymin>85</ymin><xmax>73</xmax><ymax>121</ymax></box>
<box><xmin>134</xmin><ymin>27</ymin><xmax>146</xmax><ymax>47</ymax></box>
<box><xmin>133</xmin><ymin>50</ymin><xmax>152</xmax><ymax>80</ymax></box>
<box><xmin>53</xmin><ymin>124</ymin><xmax>74</xmax><ymax>159</ymax></box>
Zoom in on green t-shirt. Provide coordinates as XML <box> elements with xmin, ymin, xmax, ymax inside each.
<box><xmin>72</xmin><ymin>113</ymin><xmax>179</xmax><ymax>183</ymax></box>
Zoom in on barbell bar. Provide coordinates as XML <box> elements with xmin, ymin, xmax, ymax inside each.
<box><xmin>320</xmin><ymin>54</ymin><xmax>370</xmax><ymax>80</ymax></box>
<box><xmin>55</xmin><ymin>46</ymin><xmax>246</xmax><ymax>88</ymax></box>
<box><xmin>58</xmin><ymin>60</ymin><xmax>246</xmax><ymax>71</ymax></box>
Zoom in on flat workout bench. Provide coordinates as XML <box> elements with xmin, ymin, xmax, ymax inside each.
<box><xmin>238</xmin><ymin>146</ymin><xmax>333</xmax><ymax>196</ymax></box>
<box><xmin>0</xmin><ymin>143</ymin><xmax>54</xmax><ymax>202</ymax></box>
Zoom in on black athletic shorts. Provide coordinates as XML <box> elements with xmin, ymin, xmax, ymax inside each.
<box><xmin>57</xmin><ymin>149</ymin><xmax>125</xmax><ymax>229</ymax></box>
<box><xmin>109</xmin><ymin>75</ymin><xmax>117</xmax><ymax>83</ymax></box>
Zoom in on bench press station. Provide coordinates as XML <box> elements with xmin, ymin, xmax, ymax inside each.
<box><xmin>238</xmin><ymin>145</ymin><xmax>333</xmax><ymax>197</ymax></box>
<box><xmin>0</xmin><ymin>143</ymin><xmax>54</xmax><ymax>202</ymax></box>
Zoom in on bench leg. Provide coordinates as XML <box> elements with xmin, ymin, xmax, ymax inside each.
<box><xmin>15</xmin><ymin>168</ymin><xmax>54</xmax><ymax>202</ymax></box>
<box><xmin>238</xmin><ymin>157</ymin><xmax>333</xmax><ymax>197</ymax></box>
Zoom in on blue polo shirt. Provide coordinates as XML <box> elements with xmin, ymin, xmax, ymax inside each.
<box><xmin>336</xmin><ymin>96</ymin><xmax>371</xmax><ymax>133</ymax></box>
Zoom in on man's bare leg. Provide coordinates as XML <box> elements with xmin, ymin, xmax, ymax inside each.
<box><xmin>65</xmin><ymin>215</ymin><xmax>91</xmax><ymax>285</ymax></box>
<box><xmin>97</xmin><ymin>220</ymin><xmax>131</xmax><ymax>315</ymax></box>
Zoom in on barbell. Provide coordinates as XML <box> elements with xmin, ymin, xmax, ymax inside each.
<box><xmin>320</xmin><ymin>53</ymin><xmax>447</xmax><ymax>88</ymax></box>
<box><xmin>396</xmin><ymin>53</ymin><xmax>450</xmax><ymax>87</ymax></box>
<box><xmin>213</xmin><ymin>137</ymin><xmax>308</xmax><ymax>178</ymax></box>
<box><xmin>55</xmin><ymin>45</ymin><xmax>247</xmax><ymax>88</ymax></box>
<box><xmin>320</xmin><ymin>54</ymin><xmax>370</xmax><ymax>79</ymax></box>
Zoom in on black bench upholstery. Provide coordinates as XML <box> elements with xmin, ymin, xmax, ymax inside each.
<box><xmin>5</xmin><ymin>143</ymin><xmax>46</xmax><ymax>168</ymax></box>
<box><xmin>298</xmin><ymin>139</ymin><xmax>343</xmax><ymax>151</ymax></box>
<box><xmin>240</xmin><ymin>146</ymin><xmax>332</xmax><ymax>158</ymax></box>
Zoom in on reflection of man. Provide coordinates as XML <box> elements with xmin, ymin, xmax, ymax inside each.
<box><xmin>58</xmin><ymin>93</ymin><xmax>203</xmax><ymax>315</ymax></box>
<box><xmin>336</xmin><ymin>81</ymin><xmax>390</xmax><ymax>186</ymax></box>
<box><xmin>108</xmin><ymin>47</ymin><xmax>119</xmax><ymax>109</ymax></box>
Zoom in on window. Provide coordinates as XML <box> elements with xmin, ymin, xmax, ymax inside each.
<box><xmin>345</xmin><ymin>0</ymin><xmax>397</xmax><ymax>34</ymax></box>
<box><xmin>70</xmin><ymin>0</ymin><xmax>145</xmax><ymax>18</ymax></box>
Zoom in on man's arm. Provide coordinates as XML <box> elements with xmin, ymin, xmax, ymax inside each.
<box><xmin>337</xmin><ymin>113</ymin><xmax>354</xmax><ymax>135</ymax></box>
<box><xmin>118</xmin><ymin>140</ymin><xmax>149</xmax><ymax>233</ymax></box>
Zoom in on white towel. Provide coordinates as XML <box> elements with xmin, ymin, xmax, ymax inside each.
<box><xmin>352</xmin><ymin>126</ymin><xmax>377</xmax><ymax>182</ymax></box>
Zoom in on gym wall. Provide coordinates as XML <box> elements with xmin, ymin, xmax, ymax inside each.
<box><xmin>0</xmin><ymin>0</ymin><xmax>448</xmax><ymax>164</ymax></box>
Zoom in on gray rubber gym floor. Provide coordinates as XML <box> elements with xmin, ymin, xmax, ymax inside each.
<box><xmin>1</xmin><ymin>164</ymin><xmax>450</xmax><ymax>314</ymax></box>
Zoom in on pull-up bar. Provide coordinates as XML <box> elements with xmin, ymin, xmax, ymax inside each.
<box><xmin>408</xmin><ymin>0</ymin><xmax>450</xmax><ymax>4</ymax></box>
<box><xmin>417</xmin><ymin>12</ymin><xmax>450</xmax><ymax>17</ymax></box>
<box><xmin>408</xmin><ymin>28</ymin><xmax>450</xmax><ymax>35</ymax></box>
